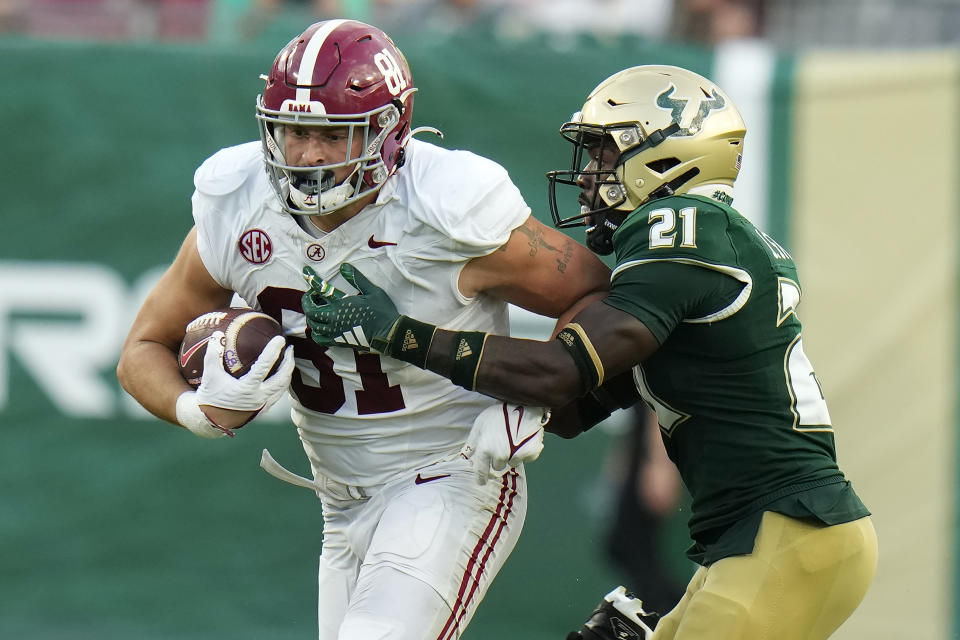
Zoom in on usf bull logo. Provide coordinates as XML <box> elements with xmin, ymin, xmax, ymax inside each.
<box><xmin>656</xmin><ymin>84</ymin><xmax>725</xmax><ymax>136</ymax></box>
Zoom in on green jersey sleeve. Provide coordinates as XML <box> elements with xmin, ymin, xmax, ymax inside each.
<box><xmin>604</xmin><ymin>261</ymin><xmax>746</xmax><ymax>345</ymax></box>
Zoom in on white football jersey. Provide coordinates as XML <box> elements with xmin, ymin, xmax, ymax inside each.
<box><xmin>192</xmin><ymin>139</ymin><xmax>531</xmax><ymax>487</ymax></box>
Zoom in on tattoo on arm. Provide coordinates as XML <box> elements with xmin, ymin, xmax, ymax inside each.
<box><xmin>556</xmin><ymin>239</ymin><xmax>574</xmax><ymax>273</ymax></box>
<box><xmin>510</xmin><ymin>221</ymin><xmax>574</xmax><ymax>273</ymax></box>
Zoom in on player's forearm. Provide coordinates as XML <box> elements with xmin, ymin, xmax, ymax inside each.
<box><xmin>541</xmin><ymin>400</ymin><xmax>586</xmax><ymax>438</ymax></box>
<box><xmin>545</xmin><ymin>370</ymin><xmax>642</xmax><ymax>438</ymax></box>
<box><xmin>117</xmin><ymin>339</ymin><xmax>192</xmax><ymax>425</ymax></box>
<box><xmin>423</xmin><ymin>330</ymin><xmax>583</xmax><ymax>406</ymax></box>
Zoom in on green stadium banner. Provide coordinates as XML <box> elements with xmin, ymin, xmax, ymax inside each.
<box><xmin>0</xmin><ymin>32</ymin><xmax>955</xmax><ymax>640</ymax></box>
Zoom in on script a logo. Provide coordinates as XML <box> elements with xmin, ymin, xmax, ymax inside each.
<box><xmin>306</xmin><ymin>243</ymin><xmax>325</xmax><ymax>262</ymax></box>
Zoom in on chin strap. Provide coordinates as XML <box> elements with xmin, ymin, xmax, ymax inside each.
<box><xmin>618</xmin><ymin>121</ymin><xmax>681</xmax><ymax>164</ymax></box>
<box><xmin>585</xmin><ymin>210</ymin><xmax>629</xmax><ymax>256</ymax></box>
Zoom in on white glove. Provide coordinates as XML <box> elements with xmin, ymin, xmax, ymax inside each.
<box><xmin>176</xmin><ymin>390</ymin><xmax>232</xmax><ymax>439</ymax></box>
<box><xmin>460</xmin><ymin>402</ymin><xmax>550</xmax><ymax>484</ymax></box>
<box><xmin>195</xmin><ymin>330</ymin><xmax>295</xmax><ymax>413</ymax></box>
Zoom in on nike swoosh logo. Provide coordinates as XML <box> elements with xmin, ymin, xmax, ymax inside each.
<box><xmin>414</xmin><ymin>473</ymin><xmax>450</xmax><ymax>485</ymax></box>
<box><xmin>368</xmin><ymin>235</ymin><xmax>398</xmax><ymax>249</ymax></box>
<box><xmin>179</xmin><ymin>340</ymin><xmax>207</xmax><ymax>368</ymax></box>
<box><xmin>504</xmin><ymin>404</ymin><xmax>539</xmax><ymax>457</ymax></box>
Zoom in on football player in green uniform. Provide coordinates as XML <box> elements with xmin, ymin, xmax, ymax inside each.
<box><xmin>299</xmin><ymin>65</ymin><xmax>878</xmax><ymax>640</ymax></box>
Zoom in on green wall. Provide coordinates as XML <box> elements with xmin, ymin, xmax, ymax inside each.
<box><xmin>0</xmin><ymin>35</ymin><xmax>708</xmax><ymax>639</ymax></box>
<box><xmin>8</xmin><ymin>31</ymin><xmax>950</xmax><ymax>640</ymax></box>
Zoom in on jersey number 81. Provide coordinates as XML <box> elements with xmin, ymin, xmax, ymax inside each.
<box><xmin>258</xmin><ymin>286</ymin><xmax>406</xmax><ymax>415</ymax></box>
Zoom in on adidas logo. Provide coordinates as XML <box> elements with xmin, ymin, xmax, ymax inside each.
<box><xmin>401</xmin><ymin>329</ymin><xmax>419</xmax><ymax>352</ymax></box>
<box><xmin>456</xmin><ymin>339</ymin><xmax>473</xmax><ymax>360</ymax></box>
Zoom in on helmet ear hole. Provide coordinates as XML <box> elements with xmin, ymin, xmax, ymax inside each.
<box><xmin>646</xmin><ymin>158</ymin><xmax>680</xmax><ymax>174</ymax></box>
<box><xmin>393</xmin><ymin>120</ymin><xmax>409</xmax><ymax>142</ymax></box>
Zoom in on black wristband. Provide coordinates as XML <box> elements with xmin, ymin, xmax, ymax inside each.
<box><xmin>386</xmin><ymin>316</ymin><xmax>438</xmax><ymax>369</ymax></box>
<box><xmin>448</xmin><ymin>331</ymin><xmax>488</xmax><ymax>391</ymax></box>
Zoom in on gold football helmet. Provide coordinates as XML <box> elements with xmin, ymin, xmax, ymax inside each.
<box><xmin>547</xmin><ymin>65</ymin><xmax>746</xmax><ymax>253</ymax></box>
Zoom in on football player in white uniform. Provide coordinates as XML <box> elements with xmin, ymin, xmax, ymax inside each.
<box><xmin>116</xmin><ymin>19</ymin><xmax>610</xmax><ymax>640</ymax></box>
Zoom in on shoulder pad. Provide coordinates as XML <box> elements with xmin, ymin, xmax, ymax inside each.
<box><xmin>194</xmin><ymin>143</ymin><xmax>261</xmax><ymax>197</ymax></box>
<box><xmin>411</xmin><ymin>140</ymin><xmax>507</xmax><ymax>183</ymax></box>
<box><xmin>396</xmin><ymin>141</ymin><xmax>526</xmax><ymax>254</ymax></box>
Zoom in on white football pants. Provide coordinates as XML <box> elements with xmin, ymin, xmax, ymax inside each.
<box><xmin>316</xmin><ymin>456</ymin><xmax>528</xmax><ymax>640</ymax></box>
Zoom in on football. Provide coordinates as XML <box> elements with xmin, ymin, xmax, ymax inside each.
<box><xmin>178</xmin><ymin>308</ymin><xmax>284</xmax><ymax>387</ymax></box>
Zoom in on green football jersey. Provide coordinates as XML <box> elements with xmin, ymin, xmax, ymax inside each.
<box><xmin>604</xmin><ymin>193</ymin><xmax>868</xmax><ymax>563</ymax></box>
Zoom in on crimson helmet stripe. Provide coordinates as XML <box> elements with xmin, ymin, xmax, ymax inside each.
<box><xmin>295</xmin><ymin>19</ymin><xmax>349</xmax><ymax>104</ymax></box>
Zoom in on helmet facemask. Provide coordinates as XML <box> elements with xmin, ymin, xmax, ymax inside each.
<box><xmin>256</xmin><ymin>96</ymin><xmax>405</xmax><ymax>216</ymax></box>
<box><xmin>548</xmin><ymin>124</ymin><xmax>642</xmax><ymax>255</ymax></box>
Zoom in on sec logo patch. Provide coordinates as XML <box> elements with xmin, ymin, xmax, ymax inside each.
<box><xmin>238</xmin><ymin>229</ymin><xmax>272</xmax><ymax>264</ymax></box>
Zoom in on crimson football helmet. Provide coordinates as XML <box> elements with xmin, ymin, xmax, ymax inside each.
<box><xmin>256</xmin><ymin>20</ymin><xmax>435</xmax><ymax>216</ymax></box>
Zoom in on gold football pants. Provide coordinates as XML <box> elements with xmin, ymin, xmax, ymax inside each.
<box><xmin>653</xmin><ymin>512</ymin><xmax>877</xmax><ymax>640</ymax></box>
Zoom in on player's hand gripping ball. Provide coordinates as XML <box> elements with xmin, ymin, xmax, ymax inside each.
<box><xmin>178</xmin><ymin>308</ymin><xmax>283</xmax><ymax>387</ymax></box>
